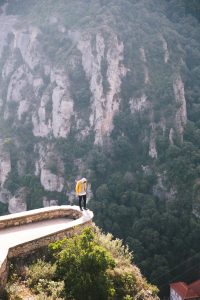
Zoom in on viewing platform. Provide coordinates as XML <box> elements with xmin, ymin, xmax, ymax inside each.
<box><xmin>0</xmin><ymin>205</ymin><xmax>94</xmax><ymax>292</ymax></box>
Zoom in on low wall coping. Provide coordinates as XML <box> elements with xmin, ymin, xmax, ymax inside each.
<box><xmin>0</xmin><ymin>205</ymin><xmax>94</xmax><ymax>291</ymax></box>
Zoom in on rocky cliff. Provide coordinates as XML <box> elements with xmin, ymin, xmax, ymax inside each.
<box><xmin>0</xmin><ymin>0</ymin><xmax>194</xmax><ymax>213</ymax></box>
<box><xmin>0</xmin><ymin>3</ymin><xmax>131</xmax><ymax>212</ymax></box>
<box><xmin>0</xmin><ymin>0</ymin><xmax>200</xmax><ymax>296</ymax></box>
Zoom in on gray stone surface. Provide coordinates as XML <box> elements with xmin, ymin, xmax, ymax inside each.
<box><xmin>0</xmin><ymin>205</ymin><xmax>93</xmax><ymax>291</ymax></box>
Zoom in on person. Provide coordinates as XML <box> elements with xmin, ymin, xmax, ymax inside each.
<box><xmin>75</xmin><ymin>178</ymin><xmax>87</xmax><ymax>211</ymax></box>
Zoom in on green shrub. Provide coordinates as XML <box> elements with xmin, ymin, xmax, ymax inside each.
<box><xmin>35</xmin><ymin>279</ymin><xmax>64</xmax><ymax>299</ymax></box>
<box><xmin>26</xmin><ymin>259</ymin><xmax>56</xmax><ymax>288</ymax></box>
<box><xmin>5</xmin><ymin>283</ymin><xmax>23</xmax><ymax>300</ymax></box>
<box><xmin>49</xmin><ymin>227</ymin><xmax>116</xmax><ymax>300</ymax></box>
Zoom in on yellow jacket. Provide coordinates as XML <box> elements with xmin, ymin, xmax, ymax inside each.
<box><xmin>76</xmin><ymin>178</ymin><xmax>87</xmax><ymax>196</ymax></box>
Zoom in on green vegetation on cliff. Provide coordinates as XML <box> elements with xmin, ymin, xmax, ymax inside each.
<box><xmin>6</xmin><ymin>227</ymin><xmax>158</xmax><ymax>300</ymax></box>
<box><xmin>0</xmin><ymin>0</ymin><xmax>200</xmax><ymax>297</ymax></box>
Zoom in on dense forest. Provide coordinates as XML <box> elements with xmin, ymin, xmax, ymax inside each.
<box><xmin>0</xmin><ymin>0</ymin><xmax>200</xmax><ymax>298</ymax></box>
<box><xmin>86</xmin><ymin>0</ymin><xmax>200</xmax><ymax>296</ymax></box>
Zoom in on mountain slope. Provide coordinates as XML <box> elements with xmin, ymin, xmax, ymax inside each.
<box><xmin>0</xmin><ymin>0</ymin><xmax>200</xmax><ymax>296</ymax></box>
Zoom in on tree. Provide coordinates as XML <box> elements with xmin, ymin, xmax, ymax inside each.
<box><xmin>49</xmin><ymin>227</ymin><xmax>115</xmax><ymax>300</ymax></box>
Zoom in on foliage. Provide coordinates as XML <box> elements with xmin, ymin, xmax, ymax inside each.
<box><xmin>26</xmin><ymin>259</ymin><xmax>56</xmax><ymax>287</ymax></box>
<box><xmin>6</xmin><ymin>227</ymin><xmax>158</xmax><ymax>299</ymax></box>
<box><xmin>25</xmin><ymin>259</ymin><xmax>64</xmax><ymax>299</ymax></box>
<box><xmin>1</xmin><ymin>0</ymin><xmax>200</xmax><ymax>298</ymax></box>
<box><xmin>94</xmin><ymin>227</ymin><xmax>133</xmax><ymax>265</ymax></box>
<box><xmin>49</xmin><ymin>227</ymin><xmax>116</xmax><ymax>300</ymax></box>
<box><xmin>5</xmin><ymin>282</ymin><xmax>24</xmax><ymax>300</ymax></box>
<box><xmin>33</xmin><ymin>279</ymin><xmax>64</xmax><ymax>299</ymax></box>
<box><xmin>0</xmin><ymin>202</ymin><xmax>8</xmax><ymax>216</ymax></box>
<box><xmin>68</xmin><ymin>62</ymin><xmax>92</xmax><ymax>117</ymax></box>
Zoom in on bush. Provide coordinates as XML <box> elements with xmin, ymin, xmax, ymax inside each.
<box><xmin>49</xmin><ymin>227</ymin><xmax>116</xmax><ymax>300</ymax></box>
<box><xmin>26</xmin><ymin>259</ymin><xmax>56</xmax><ymax>288</ymax></box>
<box><xmin>25</xmin><ymin>259</ymin><xmax>65</xmax><ymax>299</ymax></box>
<box><xmin>5</xmin><ymin>283</ymin><xmax>23</xmax><ymax>300</ymax></box>
<box><xmin>34</xmin><ymin>279</ymin><xmax>64</xmax><ymax>299</ymax></box>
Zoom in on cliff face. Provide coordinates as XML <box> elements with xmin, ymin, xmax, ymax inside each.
<box><xmin>0</xmin><ymin>8</ymin><xmax>129</xmax><ymax>212</ymax></box>
<box><xmin>0</xmin><ymin>0</ymin><xmax>200</xmax><ymax>295</ymax></box>
<box><xmin>0</xmin><ymin>0</ymin><xmax>194</xmax><ymax>214</ymax></box>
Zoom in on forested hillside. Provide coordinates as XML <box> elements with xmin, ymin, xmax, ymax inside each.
<box><xmin>0</xmin><ymin>0</ymin><xmax>200</xmax><ymax>297</ymax></box>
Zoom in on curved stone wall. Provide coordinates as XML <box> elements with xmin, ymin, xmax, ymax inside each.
<box><xmin>0</xmin><ymin>205</ymin><xmax>82</xmax><ymax>229</ymax></box>
<box><xmin>0</xmin><ymin>205</ymin><xmax>94</xmax><ymax>294</ymax></box>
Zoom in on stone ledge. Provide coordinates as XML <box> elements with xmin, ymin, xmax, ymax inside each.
<box><xmin>0</xmin><ymin>205</ymin><xmax>94</xmax><ymax>294</ymax></box>
<box><xmin>0</xmin><ymin>205</ymin><xmax>82</xmax><ymax>229</ymax></box>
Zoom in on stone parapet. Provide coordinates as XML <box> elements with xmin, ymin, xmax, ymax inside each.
<box><xmin>0</xmin><ymin>205</ymin><xmax>82</xmax><ymax>229</ymax></box>
<box><xmin>0</xmin><ymin>205</ymin><xmax>94</xmax><ymax>295</ymax></box>
<box><xmin>8</xmin><ymin>218</ymin><xmax>92</xmax><ymax>259</ymax></box>
<box><xmin>0</xmin><ymin>256</ymin><xmax>8</xmax><ymax>292</ymax></box>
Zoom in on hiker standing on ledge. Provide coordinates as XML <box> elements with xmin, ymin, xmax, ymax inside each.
<box><xmin>76</xmin><ymin>178</ymin><xmax>87</xmax><ymax>211</ymax></box>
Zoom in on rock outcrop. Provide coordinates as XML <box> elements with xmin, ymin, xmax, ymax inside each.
<box><xmin>77</xmin><ymin>31</ymin><xmax>127</xmax><ymax>144</ymax></box>
<box><xmin>173</xmin><ymin>74</ymin><xmax>187</xmax><ymax>141</ymax></box>
<box><xmin>0</xmin><ymin>145</ymin><xmax>11</xmax><ymax>187</ymax></box>
<box><xmin>0</xmin><ymin>1</ymin><xmax>191</xmax><ymax>214</ymax></box>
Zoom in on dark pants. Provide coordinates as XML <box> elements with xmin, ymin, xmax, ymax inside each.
<box><xmin>79</xmin><ymin>194</ymin><xmax>86</xmax><ymax>209</ymax></box>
